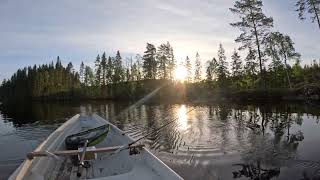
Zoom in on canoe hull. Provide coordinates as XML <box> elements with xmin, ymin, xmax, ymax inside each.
<box><xmin>9</xmin><ymin>114</ymin><xmax>183</xmax><ymax>180</ymax></box>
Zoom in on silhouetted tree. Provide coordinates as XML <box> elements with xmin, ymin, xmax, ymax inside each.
<box><xmin>106</xmin><ymin>56</ymin><xmax>113</xmax><ymax>84</ymax></box>
<box><xmin>264</xmin><ymin>32</ymin><xmax>301</xmax><ymax>88</ymax></box>
<box><xmin>296</xmin><ymin>0</ymin><xmax>320</xmax><ymax>29</ymax></box>
<box><xmin>142</xmin><ymin>43</ymin><xmax>157</xmax><ymax>79</ymax></box>
<box><xmin>231</xmin><ymin>50</ymin><xmax>243</xmax><ymax>88</ymax></box>
<box><xmin>101</xmin><ymin>53</ymin><xmax>107</xmax><ymax>85</ymax></box>
<box><xmin>217</xmin><ymin>44</ymin><xmax>229</xmax><ymax>82</ymax></box>
<box><xmin>185</xmin><ymin>56</ymin><xmax>192</xmax><ymax>83</ymax></box>
<box><xmin>113</xmin><ymin>51</ymin><xmax>124</xmax><ymax>83</ymax></box>
<box><xmin>230</xmin><ymin>0</ymin><xmax>274</xmax><ymax>88</ymax></box>
<box><xmin>79</xmin><ymin>61</ymin><xmax>85</xmax><ymax>84</ymax></box>
<box><xmin>94</xmin><ymin>54</ymin><xmax>101</xmax><ymax>86</ymax></box>
<box><xmin>194</xmin><ymin>52</ymin><xmax>202</xmax><ymax>82</ymax></box>
<box><xmin>84</xmin><ymin>66</ymin><xmax>94</xmax><ymax>86</ymax></box>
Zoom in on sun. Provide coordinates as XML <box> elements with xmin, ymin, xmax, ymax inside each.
<box><xmin>174</xmin><ymin>65</ymin><xmax>187</xmax><ymax>82</ymax></box>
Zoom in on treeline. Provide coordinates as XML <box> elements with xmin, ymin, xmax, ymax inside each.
<box><xmin>0</xmin><ymin>57</ymin><xmax>80</xmax><ymax>102</ymax></box>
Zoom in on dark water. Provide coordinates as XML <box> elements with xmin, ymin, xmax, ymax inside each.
<box><xmin>1</xmin><ymin>101</ymin><xmax>320</xmax><ymax>180</ymax></box>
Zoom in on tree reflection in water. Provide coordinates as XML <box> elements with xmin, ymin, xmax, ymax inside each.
<box><xmin>232</xmin><ymin>161</ymin><xmax>280</xmax><ymax>180</ymax></box>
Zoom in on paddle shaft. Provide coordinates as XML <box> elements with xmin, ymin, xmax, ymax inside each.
<box><xmin>27</xmin><ymin>144</ymin><xmax>145</xmax><ymax>159</ymax></box>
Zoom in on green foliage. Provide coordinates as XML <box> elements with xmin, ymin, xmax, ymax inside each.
<box><xmin>0</xmin><ymin>57</ymin><xmax>80</xmax><ymax>102</ymax></box>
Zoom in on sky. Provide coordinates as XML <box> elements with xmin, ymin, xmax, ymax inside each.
<box><xmin>0</xmin><ymin>0</ymin><xmax>319</xmax><ymax>81</ymax></box>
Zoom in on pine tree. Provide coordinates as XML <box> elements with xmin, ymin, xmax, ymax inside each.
<box><xmin>264</xmin><ymin>32</ymin><xmax>300</xmax><ymax>88</ymax></box>
<box><xmin>185</xmin><ymin>56</ymin><xmax>192</xmax><ymax>83</ymax></box>
<box><xmin>79</xmin><ymin>61</ymin><xmax>85</xmax><ymax>84</ymax></box>
<box><xmin>194</xmin><ymin>52</ymin><xmax>202</xmax><ymax>82</ymax></box>
<box><xmin>230</xmin><ymin>0</ymin><xmax>273</xmax><ymax>88</ymax></box>
<box><xmin>142</xmin><ymin>43</ymin><xmax>157</xmax><ymax>79</ymax></box>
<box><xmin>94</xmin><ymin>54</ymin><xmax>101</xmax><ymax>86</ymax></box>
<box><xmin>296</xmin><ymin>0</ymin><xmax>320</xmax><ymax>29</ymax></box>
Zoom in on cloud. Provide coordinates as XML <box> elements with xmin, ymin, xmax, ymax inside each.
<box><xmin>0</xmin><ymin>0</ymin><xmax>319</xmax><ymax>80</ymax></box>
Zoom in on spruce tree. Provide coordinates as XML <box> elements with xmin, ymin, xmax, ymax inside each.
<box><xmin>194</xmin><ymin>52</ymin><xmax>202</xmax><ymax>82</ymax></box>
<box><xmin>245</xmin><ymin>47</ymin><xmax>259</xmax><ymax>77</ymax></box>
<box><xmin>142</xmin><ymin>43</ymin><xmax>157</xmax><ymax>79</ymax></box>
<box><xmin>106</xmin><ymin>56</ymin><xmax>113</xmax><ymax>84</ymax></box>
<box><xmin>217</xmin><ymin>44</ymin><xmax>229</xmax><ymax>81</ymax></box>
<box><xmin>66</xmin><ymin>62</ymin><xmax>74</xmax><ymax>73</ymax></box>
<box><xmin>157</xmin><ymin>43</ymin><xmax>169</xmax><ymax>79</ymax></box>
<box><xmin>206</xmin><ymin>59</ymin><xmax>216</xmax><ymax>81</ymax></box>
<box><xmin>135</xmin><ymin>54</ymin><xmax>142</xmax><ymax>81</ymax></box>
<box><xmin>94</xmin><ymin>54</ymin><xmax>101</xmax><ymax>86</ymax></box>
<box><xmin>231</xmin><ymin>50</ymin><xmax>243</xmax><ymax>88</ymax></box>
<box><xmin>79</xmin><ymin>61</ymin><xmax>85</xmax><ymax>84</ymax></box>
<box><xmin>167</xmin><ymin>42</ymin><xmax>176</xmax><ymax>79</ymax></box>
<box><xmin>101</xmin><ymin>53</ymin><xmax>107</xmax><ymax>85</ymax></box>
<box><xmin>185</xmin><ymin>56</ymin><xmax>192</xmax><ymax>83</ymax></box>
<box><xmin>84</xmin><ymin>66</ymin><xmax>94</xmax><ymax>86</ymax></box>
<box><xmin>113</xmin><ymin>51</ymin><xmax>123</xmax><ymax>83</ymax></box>
<box><xmin>231</xmin><ymin>49</ymin><xmax>243</xmax><ymax>77</ymax></box>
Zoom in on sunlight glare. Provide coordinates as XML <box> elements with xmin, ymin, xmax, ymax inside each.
<box><xmin>177</xmin><ymin>105</ymin><xmax>189</xmax><ymax>131</ymax></box>
<box><xmin>174</xmin><ymin>65</ymin><xmax>187</xmax><ymax>82</ymax></box>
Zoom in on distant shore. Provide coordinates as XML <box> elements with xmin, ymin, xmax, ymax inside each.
<box><xmin>1</xmin><ymin>81</ymin><xmax>319</xmax><ymax>105</ymax></box>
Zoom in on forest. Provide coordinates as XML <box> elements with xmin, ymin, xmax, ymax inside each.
<box><xmin>1</xmin><ymin>0</ymin><xmax>320</xmax><ymax>103</ymax></box>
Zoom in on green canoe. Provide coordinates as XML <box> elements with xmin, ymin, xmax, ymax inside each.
<box><xmin>65</xmin><ymin>124</ymin><xmax>110</xmax><ymax>150</ymax></box>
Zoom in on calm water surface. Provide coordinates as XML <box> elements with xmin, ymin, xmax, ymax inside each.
<box><xmin>0</xmin><ymin>101</ymin><xmax>320</xmax><ymax>180</ymax></box>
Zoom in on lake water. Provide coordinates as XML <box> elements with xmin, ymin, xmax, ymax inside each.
<box><xmin>0</xmin><ymin>101</ymin><xmax>320</xmax><ymax>180</ymax></box>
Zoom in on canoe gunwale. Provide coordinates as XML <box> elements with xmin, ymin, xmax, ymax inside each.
<box><xmin>9</xmin><ymin>114</ymin><xmax>81</xmax><ymax>180</ymax></box>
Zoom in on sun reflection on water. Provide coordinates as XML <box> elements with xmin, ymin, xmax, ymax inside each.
<box><xmin>177</xmin><ymin>105</ymin><xmax>189</xmax><ymax>131</ymax></box>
